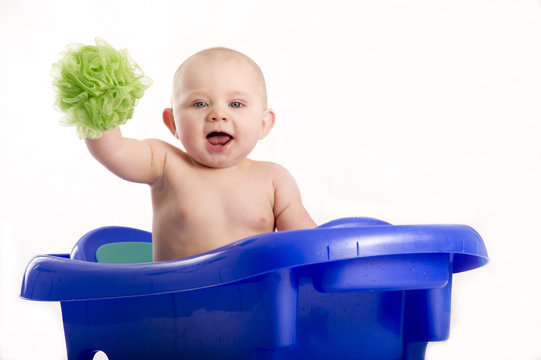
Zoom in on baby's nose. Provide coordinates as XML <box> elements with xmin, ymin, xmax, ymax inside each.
<box><xmin>208</xmin><ymin>109</ymin><xmax>228</xmax><ymax>121</ymax></box>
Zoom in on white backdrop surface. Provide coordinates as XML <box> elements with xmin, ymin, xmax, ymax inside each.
<box><xmin>1</xmin><ymin>1</ymin><xmax>540</xmax><ymax>359</ymax></box>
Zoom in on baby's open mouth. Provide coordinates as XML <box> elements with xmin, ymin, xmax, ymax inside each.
<box><xmin>206</xmin><ymin>132</ymin><xmax>233</xmax><ymax>146</ymax></box>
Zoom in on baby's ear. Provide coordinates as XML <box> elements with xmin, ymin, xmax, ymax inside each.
<box><xmin>163</xmin><ymin>108</ymin><xmax>179</xmax><ymax>138</ymax></box>
<box><xmin>259</xmin><ymin>109</ymin><xmax>276</xmax><ymax>139</ymax></box>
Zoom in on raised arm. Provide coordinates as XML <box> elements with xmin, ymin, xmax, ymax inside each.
<box><xmin>273</xmin><ymin>165</ymin><xmax>317</xmax><ymax>230</ymax></box>
<box><xmin>85</xmin><ymin>126</ymin><xmax>165</xmax><ymax>185</ymax></box>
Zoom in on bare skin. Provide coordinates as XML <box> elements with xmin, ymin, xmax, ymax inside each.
<box><xmin>86</xmin><ymin>48</ymin><xmax>315</xmax><ymax>261</ymax></box>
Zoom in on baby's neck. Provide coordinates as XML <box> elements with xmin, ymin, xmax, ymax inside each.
<box><xmin>188</xmin><ymin>156</ymin><xmax>252</xmax><ymax>172</ymax></box>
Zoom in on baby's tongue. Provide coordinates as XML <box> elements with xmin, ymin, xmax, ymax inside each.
<box><xmin>207</xmin><ymin>133</ymin><xmax>231</xmax><ymax>146</ymax></box>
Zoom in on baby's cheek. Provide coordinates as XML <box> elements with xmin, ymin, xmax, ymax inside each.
<box><xmin>180</xmin><ymin>130</ymin><xmax>199</xmax><ymax>150</ymax></box>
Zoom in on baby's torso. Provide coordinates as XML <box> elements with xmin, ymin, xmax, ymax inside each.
<box><xmin>151</xmin><ymin>149</ymin><xmax>276</xmax><ymax>261</ymax></box>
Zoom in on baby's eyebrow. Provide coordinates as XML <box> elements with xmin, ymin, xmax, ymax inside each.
<box><xmin>183</xmin><ymin>90</ymin><xmax>209</xmax><ymax>99</ymax></box>
<box><xmin>178</xmin><ymin>90</ymin><xmax>254</xmax><ymax>104</ymax></box>
<box><xmin>226</xmin><ymin>91</ymin><xmax>252</xmax><ymax>100</ymax></box>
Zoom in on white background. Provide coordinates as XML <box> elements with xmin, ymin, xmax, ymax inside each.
<box><xmin>1</xmin><ymin>1</ymin><xmax>540</xmax><ymax>359</ymax></box>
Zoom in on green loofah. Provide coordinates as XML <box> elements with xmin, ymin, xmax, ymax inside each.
<box><xmin>52</xmin><ymin>38</ymin><xmax>152</xmax><ymax>139</ymax></box>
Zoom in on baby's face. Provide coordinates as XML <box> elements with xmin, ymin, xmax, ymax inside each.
<box><xmin>168</xmin><ymin>52</ymin><xmax>274</xmax><ymax>169</ymax></box>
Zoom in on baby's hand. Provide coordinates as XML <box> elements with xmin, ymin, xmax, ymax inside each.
<box><xmin>52</xmin><ymin>38</ymin><xmax>152</xmax><ymax>139</ymax></box>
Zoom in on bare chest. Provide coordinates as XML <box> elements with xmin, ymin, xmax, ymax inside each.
<box><xmin>155</xmin><ymin>166</ymin><xmax>276</xmax><ymax>235</ymax></box>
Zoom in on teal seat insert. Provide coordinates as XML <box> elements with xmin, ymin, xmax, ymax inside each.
<box><xmin>96</xmin><ymin>242</ymin><xmax>153</xmax><ymax>264</ymax></box>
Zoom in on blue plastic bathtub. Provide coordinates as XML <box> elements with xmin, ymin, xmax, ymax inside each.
<box><xmin>21</xmin><ymin>217</ymin><xmax>488</xmax><ymax>359</ymax></box>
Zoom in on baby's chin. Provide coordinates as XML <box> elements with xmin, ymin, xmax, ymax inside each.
<box><xmin>188</xmin><ymin>153</ymin><xmax>248</xmax><ymax>169</ymax></box>
<box><xmin>181</xmin><ymin>140</ymin><xmax>257</xmax><ymax>169</ymax></box>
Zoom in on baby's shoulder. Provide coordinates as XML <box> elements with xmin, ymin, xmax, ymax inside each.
<box><xmin>142</xmin><ymin>139</ymin><xmax>194</xmax><ymax>177</ymax></box>
<box><xmin>143</xmin><ymin>138</ymin><xmax>188</xmax><ymax>161</ymax></box>
<box><xmin>248</xmin><ymin>160</ymin><xmax>293</xmax><ymax>180</ymax></box>
<box><xmin>249</xmin><ymin>159</ymin><xmax>283</xmax><ymax>172</ymax></box>
<box><xmin>142</xmin><ymin>138</ymin><xmax>177</xmax><ymax>152</ymax></box>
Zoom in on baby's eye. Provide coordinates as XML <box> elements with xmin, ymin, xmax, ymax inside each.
<box><xmin>194</xmin><ymin>102</ymin><xmax>208</xmax><ymax>108</ymax></box>
<box><xmin>230</xmin><ymin>102</ymin><xmax>244</xmax><ymax>109</ymax></box>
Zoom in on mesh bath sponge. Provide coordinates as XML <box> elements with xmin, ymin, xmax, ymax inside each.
<box><xmin>52</xmin><ymin>38</ymin><xmax>152</xmax><ymax>139</ymax></box>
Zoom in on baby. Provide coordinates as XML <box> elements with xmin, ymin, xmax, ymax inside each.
<box><xmin>85</xmin><ymin>47</ymin><xmax>316</xmax><ymax>261</ymax></box>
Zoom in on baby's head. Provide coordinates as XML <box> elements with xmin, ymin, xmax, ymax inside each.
<box><xmin>163</xmin><ymin>48</ymin><xmax>275</xmax><ymax>169</ymax></box>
